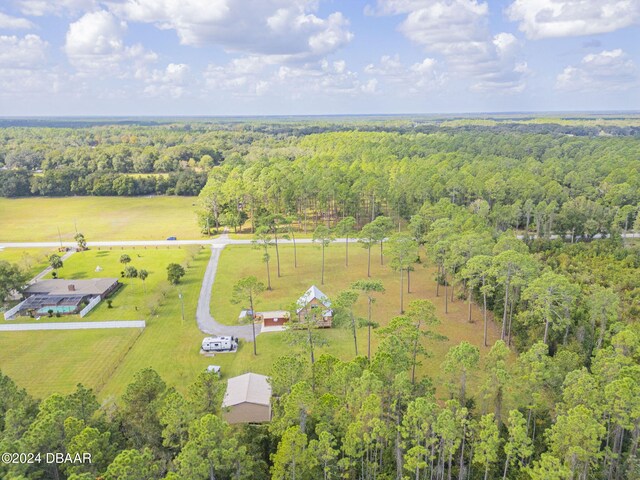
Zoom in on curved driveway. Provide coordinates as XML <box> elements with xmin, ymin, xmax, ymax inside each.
<box><xmin>196</xmin><ymin>242</ymin><xmax>259</xmax><ymax>341</ymax></box>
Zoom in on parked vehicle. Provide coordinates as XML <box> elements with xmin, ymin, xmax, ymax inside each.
<box><xmin>166</xmin><ymin>236</ymin><xmax>177</xmax><ymax>241</ymax></box>
<box><xmin>206</xmin><ymin>365</ymin><xmax>221</xmax><ymax>376</ymax></box>
<box><xmin>201</xmin><ymin>336</ymin><xmax>237</xmax><ymax>352</ymax></box>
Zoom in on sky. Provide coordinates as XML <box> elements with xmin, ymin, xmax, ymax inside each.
<box><xmin>0</xmin><ymin>0</ymin><xmax>638</xmax><ymax>116</ymax></box>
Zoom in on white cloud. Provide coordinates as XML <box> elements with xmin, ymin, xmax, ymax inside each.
<box><xmin>65</xmin><ymin>10</ymin><xmax>156</xmax><ymax>74</ymax></box>
<box><xmin>276</xmin><ymin>60</ymin><xmax>361</xmax><ymax>95</ymax></box>
<box><xmin>0</xmin><ymin>12</ymin><xmax>35</xmax><ymax>29</ymax></box>
<box><xmin>556</xmin><ymin>49</ymin><xmax>638</xmax><ymax>92</ymax></box>
<box><xmin>0</xmin><ymin>34</ymin><xmax>63</xmax><ymax>98</ymax></box>
<box><xmin>507</xmin><ymin>0</ymin><xmax>640</xmax><ymax>39</ymax></box>
<box><xmin>364</xmin><ymin>54</ymin><xmax>444</xmax><ymax>94</ymax></box>
<box><xmin>203</xmin><ymin>56</ymin><xmax>368</xmax><ymax>99</ymax></box>
<box><xmin>361</xmin><ymin>78</ymin><xmax>378</xmax><ymax>94</ymax></box>
<box><xmin>16</xmin><ymin>0</ymin><xmax>97</xmax><ymax>16</ymax></box>
<box><xmin>0</xmin><ymin>68</ymin><xmax>64</xmax><ymax>96</ymax></box>
<box><xmin>137</xmin><ymin>63</ymin><xmax>191</xmax><ymax>98</ymax></box>
<box><xmin>203</xmin><ymin>56</ymin><xmax>270</xmax><ymax>96</ymax></box>
<box><xmin>370</xmin><ymin>0</ymin><xmax>528</xmax><ymax>92</ymax></box>
<box><xmin>109</xmin><ymin>0</ymin><xmax>353</xmax><ymax>61</ymax></box>
<box><xmin>0</xmin><ymin>34</ymin><xmax>48</xmax><ymax>67</ymax></box>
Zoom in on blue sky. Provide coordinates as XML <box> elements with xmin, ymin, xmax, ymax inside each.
<box><xmin>0</xmin><ymin>0</ymin><xmax>638</xmax><ymax>115</ymax></box>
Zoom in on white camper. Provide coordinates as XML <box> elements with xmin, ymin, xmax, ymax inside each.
<box><xmin>201</xmin><ymin>336</ymin><xmax>238</xmax><ymax>352</ymax></box>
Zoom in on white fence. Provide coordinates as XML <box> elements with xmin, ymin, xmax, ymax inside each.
<box><xmin>79</xmin><ymin>296</ymin><xmax>101</xmax><ymax>318</ymax></box>
<box><xmin>3</xmin><ymin>300</ymin><xmax>25</xmax><ymax>321</ymax></box>
<box><xmin>0</xmin><ymin>321</ymin><xmax>146</xmax><ymax>331</ymax></box>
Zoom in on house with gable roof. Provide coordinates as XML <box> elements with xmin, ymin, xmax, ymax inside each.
<box><xmin>296</xmin><ymin>285</ymin><xmax>333</xmax><ymax>328</ymax></box>
<box><xmin>222</xmin><ymin>373</ymin><xmax>272</xmax><ymax>424</ymax></box>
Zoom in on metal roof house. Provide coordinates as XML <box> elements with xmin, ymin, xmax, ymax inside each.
<box><xmin>222</xmin><ymin>373</ymin><xmax>272</xmax><ymax>424</ymax></box>
<box><xmin>296</xmin><ymin>285</ymin><xmax>333</xmax><ymax>327</ymax></box>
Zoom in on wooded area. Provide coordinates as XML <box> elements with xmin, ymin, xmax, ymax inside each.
<box><xmin>1</xmin><ymin>117</ymin><xmax>640</xmax><ymax>479</ymax></box>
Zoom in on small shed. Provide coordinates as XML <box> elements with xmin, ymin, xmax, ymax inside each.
<box><xmin>255</xmin><ymin>310</ymin><xmax>290</xmax><ymax>328</ymax></box>
<box><xmin>222</xmin><ymin>373</ymin><xmax>272</xmax><ymax>424</ymax></box>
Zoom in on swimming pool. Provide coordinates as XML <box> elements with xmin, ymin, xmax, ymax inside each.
<box><xmin>36</xmin><ymin>306</ymin><xmax>78</xmax><ymax>315</ymax></box>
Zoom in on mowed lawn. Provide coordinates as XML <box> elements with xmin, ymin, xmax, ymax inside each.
<box><xmin>210</xmin><ymin>243</ymin><xmax>503</xmax><ymax>396</ymax></box>
<box><xmin>0</xmin><ymin>246</ymin><xmax>213</xmax><ymax>401</ymax></box>
<box><xmin>0</xmin><ymin>248</ymin><xmax>52</xmax><ymax>277</ymax></box>
<box><xmin>0</xmin><ymin>196</ymin><xmax>202</xmax><ymax>242</ymax></box>
<box><xmin>1</xmin><ymin>240</ymin><xmax>505</xmax><ymax>403</ymax></box>
<box><xmin>0</xmin><ymin>247</ymin><xmax>195</xmax><ymax>325</ymax></box>
<box><xmin>48</xmin><ymin>247</ymin><xmax>196</xmax><ymax>322</ymax></box>
<box><xmin>0</xmin><ymin>329</ymin><xmax>141</xmax><ymax>398</ymax></box>
<box><xmin>96</xmin><ymin>246</ymin><xmax>216</xmax><ymax>402</ymax></box>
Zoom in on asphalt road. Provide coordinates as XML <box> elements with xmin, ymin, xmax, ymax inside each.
<box><xmin>1</xmin><ymin>233</ymin><xmax>637</xmax><ymax>250</ymax></box>
<box><xmin>0</xmin><ymin>237</ymin><xmax>359</xmax><ymax>248</ymax></box>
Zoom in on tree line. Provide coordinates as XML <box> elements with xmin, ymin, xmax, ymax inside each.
<box><xmin>197</xmin><ymin>130</ymin><xmax>639</xmax><ymax>237</ymax></box>
<box><xmin>1</xmin><ymin>321</ymin><xmax>638</xmax><ymax>479</ymax></box>
<box><xmin>0</xmin><ymin>169</ymin><xmax>207</xmax><ymax>197</ymax></box>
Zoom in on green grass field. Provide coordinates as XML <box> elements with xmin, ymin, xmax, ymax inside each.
<box><xmin>0</xmin><ymin>248</ymin><xmax>52</xmax><ymax>277</ymax></box>
<box><xmin>211</xmin><ymin>243</ymin><xmax>503</xmax><ymax>396</ymax></box>
<box><xmin>0</xmin><ymin>329</ymin><xmax>142</xmax><ymax>398</ymax></box>
<box><xmin>0</xmin><ymin>246</ymin><xmax>196</xmax><ymax>325</ymax></box>
<box><xmin>0</xmin><ymin>196</ymin><xmax>203</xmax><ymax>242</ymax></box>
<box><xmin>0</xmin><ymin>245</ymin><xmax>212</xmax><ymax>400</ymax></box>
<box><xmin>1</xmin><ymin>239</ymin><xmax>504</xmax><ymax>402</ymax></box>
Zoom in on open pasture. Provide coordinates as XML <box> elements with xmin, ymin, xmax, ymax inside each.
<box><xmin>0</xmin><ymin>196</ymin><xmax>203</xmax><ymax>242</ymax></box>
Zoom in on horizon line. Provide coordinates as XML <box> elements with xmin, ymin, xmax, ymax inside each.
<box><xmin>1</xmin><ymin>109</ymin><xmax>640</xmax><ymax>120</ymax></box>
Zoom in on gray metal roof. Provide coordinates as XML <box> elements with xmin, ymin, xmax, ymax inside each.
<box><xmin>296</xmin><ymin>285</ymin><xmax>331</xmax><ymax>313</ymax></box>
<box><xmin>222</xmin><ymin>373</ymin><xmax>271</xmax><ymax>407</ymax></box>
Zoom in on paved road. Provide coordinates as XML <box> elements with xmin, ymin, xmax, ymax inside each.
<box><xmin>0</xmin><ymin>237</ymin><xmax>360</xmax><ymax>248</ymax></box>
<box><xmin>0</xmin><ymin>320</ymin><xmax>146</xmax><ymax>331</ymax></box>
<box><xmin>1</xmin><ymin>233</ymin><xmax>637</xmax><ymax>250</ymax></box>
<box><xmin>196</xmin><ymin>234</ymin><xmax>260</xmax><ymax>341</ymax></box>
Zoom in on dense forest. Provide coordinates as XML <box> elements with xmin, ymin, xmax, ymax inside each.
<box><xmin>1</xmin><ymin>117</ymin><xmax>639</xmax><ymax>204</ymax></box>
<box><xmin>1</xmin><ymin>117</ymin><xmax>640</xmax><ymax>479</ymax></box>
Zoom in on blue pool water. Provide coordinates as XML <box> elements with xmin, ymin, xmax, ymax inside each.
<box><xmin>37</xmin><ymin>306</ymin><xmax>77</xmax><ymax>315</ymax></box>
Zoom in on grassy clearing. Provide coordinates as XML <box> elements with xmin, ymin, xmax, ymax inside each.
<box><xmin>0</xmin><ymin>328</ymin><xmax>142</xmax><ymax>398</ymax></box>
<box><xmin>0</xmin><ymin>246</ymin><xmax>195</xmax><ymax>325</ymax></box>
<box><xmin>52</xmin><ymin>247</ymin><xmax>195</xmax><ymax>322</ymax></box>
<box><xmin>0</xmin><ymin>246</ymin><xmax>212</xmax><ymax>400</ymax></box>
<box><xmin>1</xmin><ymin>239</ymin><xmax>504</xmax><ymax>402</ymax></box>
<box><xmin>97</xmin><ymin>246</ymin><xmax>214</xmax><ymax>401</ymax></box>
<box><xmin>211</xmin><ymin>243</ymin><xmax>503</xmax><ymax>396</ymax></box>
<box><xmin>0</xmin><ymin>248</ymin><xmax>52</xmax><ymax>277</ymax></box>
<box><xmin>0</xmin><ymin>196</ymin><xmax>202</xmax><ymax>242</ymax></box>
<box><xmin>226</xmin><ymin>233</ymin><xmax>314</xmax><ymax>240</ymax></box>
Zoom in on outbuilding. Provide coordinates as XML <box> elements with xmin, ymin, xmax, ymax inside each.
<box><xmin>255</xmin><ymin>310</ymin><xmax>290</xmax><ymax>328</ymax></box>
<box><xmin>222</xmin><ymin>373</ymin><xmax>272</xmax><ymax>424</ymax></box>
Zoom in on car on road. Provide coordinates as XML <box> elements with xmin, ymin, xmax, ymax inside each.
<box><xmin>166</xmin><ymin>236</ymin><xmax>177</xmax><ymax>241</ymax></box>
